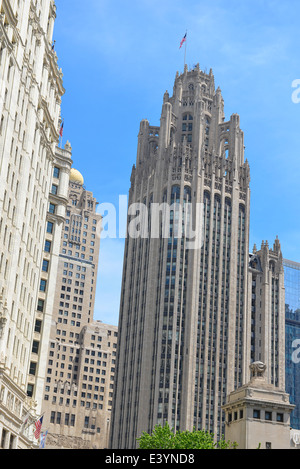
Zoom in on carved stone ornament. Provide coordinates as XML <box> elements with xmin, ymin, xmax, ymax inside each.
<box><xmin>250</xmin><ymin>361</ymin><xmax>266</xmax><ymax>379</ymax></box>
<box><xmin>0</xmin><ymin>351</ymin><xmax>5</xmax><ymax>367</ymax></box>
<box><xmin>293</xmin><ymin>433</ymin><xmax>300</xmax><ymax>446</ymax></box>
<box><xmin>0</xmin><ymin>295</ymin><xmax>8</xmax><ymax>339</ymax></box>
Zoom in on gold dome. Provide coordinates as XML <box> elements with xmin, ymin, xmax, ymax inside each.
<box><xmin>70</xmin><ymin>168</ymin><xmax>84</xmax><ymax>186</ymax></box>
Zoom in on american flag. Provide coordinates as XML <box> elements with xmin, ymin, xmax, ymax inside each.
<box><xmin>59</xmin><ymin>121</ymin><xmax>64</xmax><ymax>138</ymax></box>
<box><xmin>179</xmin><ymin>32</ymin><xmax>187</xmax><ymax>49</ymax></box>
<box><xmin>34</xmin><ymin>416</ymin><xmax>43</xmax><ymax>440</ymax></box>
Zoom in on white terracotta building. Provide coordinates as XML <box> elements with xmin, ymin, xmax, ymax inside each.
<box><xmin>0</xmin><ymin>0</ymin><xmax>66</xmax><ymax>448</ymax></box>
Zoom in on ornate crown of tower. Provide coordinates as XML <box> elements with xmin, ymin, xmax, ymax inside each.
<box><xmin>131</xmin><ymin>64</ymin><xmax>250</xmax><ymax>206</ymax></box>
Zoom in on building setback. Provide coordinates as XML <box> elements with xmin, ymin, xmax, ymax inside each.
<box><xmin>110</xmin><ymin>64</ymin><xmax>287</xmax><ymax>449</ymax></box>
<box><xmin>0</xmin><ymin>0</ymin><xmax>65</xmax><ymax>449</ymax></box>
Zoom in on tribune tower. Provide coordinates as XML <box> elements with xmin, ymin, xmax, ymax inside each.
<box><xmin>110</xmin><ymin>64</ymin><xmax>253</xmax><ymax>448</ymax></box>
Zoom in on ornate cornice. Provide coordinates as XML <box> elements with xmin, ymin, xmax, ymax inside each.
<box><xmin>0</xmin><ymin>17</ymin><xmax>13</xmax><ymax>54</ymax></box>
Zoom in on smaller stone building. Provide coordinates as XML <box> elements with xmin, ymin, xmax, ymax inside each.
<box><xmin>43</xmin><ymin>321</ymin><xmax>118</xmax><ymax>449</ymax></box>
<box><xmin>40</xmin><ymin>169</ymin><xmax>118</xmax><ymax>449</ymax></box>
<box><xmin>223</xmin><ymin>362</ymin><xmax>295</xmax><ymax>449</ymax></box>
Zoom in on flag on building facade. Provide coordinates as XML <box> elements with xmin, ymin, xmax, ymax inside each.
<box><xmin>22</xmin><ymin>412</ymin><xmax>30</xmax><ymax>428</ymax></box>
<box><xmin>39</xmin><ymin>431</ymin><xmax>48</xmax><ymax>449</ymax></box>
<box><xmin>59</xmin><ymin>120</ymin><xmax>64</xmax><ymax>137</ymax></box>
<box><xmin>34</xmin><ymin>416</ymin><xmax>43</xmax><ymax>440</ymax></box>
<box><xmin>179</xmin><ymin>32</ymin><xmax>187</xmax><ymax>49</ymax></box>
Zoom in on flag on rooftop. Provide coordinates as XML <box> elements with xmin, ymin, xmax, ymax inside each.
<box><xmin>179</xmin><ymin>32</ymin><xmax>187</xmax><ymax>49</ymax></box>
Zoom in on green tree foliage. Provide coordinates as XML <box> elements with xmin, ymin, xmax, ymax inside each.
<box><xmin>137</xmin><ymin>423</ymin><xmax>237</xmax><ymax>450</ymax></box>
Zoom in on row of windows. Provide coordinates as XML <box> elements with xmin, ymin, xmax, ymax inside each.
<box><xmin>193</xmin><ymin>191</ymin><xmax>232</xmax><ymax>437</ymax></box>
<box><xmin>65</xmin><ymin>218</ymin><xmax>98</xmax><ymax>226</ymax></box>
<box><xmin>50</xmin><ymin>411</ymin><xmax>75</xmax><ymax>426</ymax></box>
<box><xmin>227</xmin><ymin>408</ymin><xmax>284</xmax><ymax>423</ymax></box>
<box><xmin>65</xmin><ymin>225</ymin><xmax>97</xmax><ymax>234</ymax></box>
<box><xmin>49</xmin><ymin>163</ymin><xmax>65</xmax><ymax>211</ymax></box>
<box><xmin>20</xmin><ymin>117</ymin><xmax>62</xmax><ymax>400</ymax></box>
<box><xmin>61</xmin><ymin>250</ymin><xmax>94</xmax><ymax>262</ymax></box>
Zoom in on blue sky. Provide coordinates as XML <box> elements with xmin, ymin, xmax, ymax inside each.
<box><xmin>54</xmin><ymin>0</ymin><xmax>300</xmax><ymax>326</ymax></box>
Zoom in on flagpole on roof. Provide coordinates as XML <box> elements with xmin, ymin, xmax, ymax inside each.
<box><xmin>179</xmin><ymin>31</ymin><xmax>188</xmax><ymax>69</ymax></box>
<box><xmin>184</xmin><ymin>30</ymin><xmax>187</xmax><ymax>68</ymax></box>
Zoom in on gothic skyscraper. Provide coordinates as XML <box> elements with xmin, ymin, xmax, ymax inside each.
<box><xmin>110</xmin><ymin>64</ymin><xmax>252</xmax><ymax>448</ymax></box>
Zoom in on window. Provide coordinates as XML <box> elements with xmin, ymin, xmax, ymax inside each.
<box><xmin>42</xmin><ymin>259</ymin><xmax>49</xmax><ymax>272</ymax></box>
<box><xmin>45</xmin><ymin>240</ymin><xmax>51</xmax><ymax>253</ymax></box>
<box><xmin>181</xmin><ymin>114</ymin><xmax>193</xmax><ymax>144</ymax></box>
<box><xmin>265</xmin><ymin>411</ymin><xmax>272</xmax><ymax>421</ymax></box>
<box><xmin>277</xmin><ymin>413</ymin><xmax>284</xmax><ymax>422</ymax></box>
<box><xmin>182</xmin><ymin>114</ymin><xmax>193</xmax><ymax>121</ymax></box>
<box><xmin>37</xmin><ymin>299</ymin><xmax>44</xmax><ymax>312</ymax></box>
<box><xmin>27</xmin><ymin>384</ymin><xmax>34</xmax><ymax>398</ymax></box>
<box><xmin>47</xmin><ymin>221</ymin><xmax>54</xmax><ymax>234</ymax></box>
<box><xmin>32</xmin><ymin>341</ymin><xmax>39</xmax><ymax>354</ymax></box>
<box><xmin>29</xmin><ymin>362</ymin><xmax>37</xmax><ymax>375</ymax></box>
<box><xmin>51</xmin><ymin>184</ymin><xmax>58</xmax><ymax>195</ymax></box>
<box><xmin>49</xmin><ymin>203</ymin><xmax>56</xmax><ymax>214</ymax></box>
<box><xmin>53</xmin><ymin>167</ymin><xmax>60</xmax><ymax>179</ymax></box>
<box><xmin>253</xmin><ymin>409</ymin><xmax>260</xmax><ymax>419</ymax></box>
<box><xmin>35</xmin><ymin>320</ymin><xmax>42</xmax><ymax>333</ymax></box>
<box><xmin>40</xmin><ymin>279</ymin><xmax>47</xmax><ymax>292</ymax></box>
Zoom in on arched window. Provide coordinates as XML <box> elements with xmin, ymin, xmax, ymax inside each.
<box><xmin>269</xmin><ymin>261</ymin><xmax>275</xmax><ymax>273</ymax></box>
<box><xmin>184</xmin><ymin>186</ymin><xmax>191</xmax><ymax>202</ymax></box>
<box><xmin>171</xmin><ymin>185</ymin><xmax>180</xmax><ymax>202</ymax></box>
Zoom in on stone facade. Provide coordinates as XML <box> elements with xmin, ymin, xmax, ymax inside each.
<box><xmin>223</xmin><ymin>362</ymin><xmax>294</xmax><ymax>449</ymax></box>
<box><xmin>40</xmin><ymin>172</ymin><xmax>118</xmax><ymax>449</ymax></box>
<box><xmin>0</xmin><ymin>0</ymin><xmax>64</xmax><ymax>449</ymax></box>
<box><xmin>42</xmin><ymin>320</ymin><xmax>118</xmax><ymax>449</ymax></box>
<box><xmin>248</xmin><ymin>238</ymin><xmax>286</xmax><ymax>389</ymax></box>
<box><xmin>28</xmin><ymin>143</ymin><xmax>72</xmax><ymax>415</ymax></box>
<box><xmin>110</xmin><ymin>64</ymin><xmax>252</xmax><ymax>449</ymax></box>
